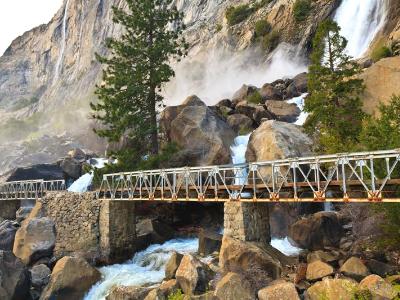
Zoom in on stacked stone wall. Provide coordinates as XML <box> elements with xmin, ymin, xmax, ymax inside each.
<box><xmin>224</xmin><ymin>202</ymin><xmax>270</xmax><ymax>243</ymax></box>
<box><xmin>0</xmin><ymin>200</ymin><xmax>21</xmax><ymax>220</ymax></box>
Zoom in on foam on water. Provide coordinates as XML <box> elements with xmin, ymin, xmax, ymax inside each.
<box><xmin>287</xmin><ymin>93</ymin><xmax>308</xmax><ymax>126</ymax></box>
<box><xmin>271</xmin><ymin>237</ymin><xmax>302</xmax><ymax>256</ymax></box>
<box><xmin>84</xmin><ymin>238</ymin><xmax>199</xmax><ymax>300</ymax></box>
<box><xmin>334</xmin><ymin>0</ymin><xmax>387</xmax><ymax>58</ymax></box>
<box><xmin>67</xmin><ymin>158</ymin><xmax>109</xmax><ymax>193</ymax></box>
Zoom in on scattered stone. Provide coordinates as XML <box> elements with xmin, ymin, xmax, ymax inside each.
<box><xmin>40</xmin><ymin>256</ymin><xmax>101</xmax><ymax>300</ymax></box>
<box><xmin>214</xmin><ymin>272</ymin><xmax>253</xmax><ymax>300</ymax></box>
<box><xmin>265</xmin><ymin>100</ymin><xmax>301</xmax><ymax>123</ymax></box>
<box><xmin>359</xmin><ymin>274</ymin><xmax>397</xmax><ymax>300</ymax></box>
<box><xmin>13</xmin><ymin>217</ymin><xmax>56</xmax><ymax>265</ymax></box>
<box><xmin>165</xmin><ymin>252</ymin><xmax>184</xmax><ymax>280</ymax></box>
<box><xmin>30</xmin><ymin>264</ymin><xmax>51</xmax><ymax>289</ymax></box>
<box><xmin>144</xmin><ymin>280</ymin><xmax>179</xmax><ymax>300</ymax></box>
<box><xmin>0</xmin><ymin>250</ymin><xmax>31</xmax><ymax>300</ymax></box>
<box><xmin>306</xmin><ymin>260</ymin><xmax>334</xmax><ymax>281</ymax></box>
<box><xmin>175</xmin><ymin>254</ymin><xmax>214</xmax><ymax>295</ymax></box>
<box><xmin>232</xmin><ymin>84</ymin><xmax>258</xmax><ymax>104</ymax></box>
<box><xmin>340</xmin><ymin>257</ymin><xmax>370</xmax><ymax>281</ymax></box>
<box><xmin>289</xmin><ymin>212</ymin><xmax>344</xmax><ymax>250</ymax></box>
<box><xmin>235</xmin><ymin>101</ymin><xmax>258</xmax><ymax>119</ymax></box>
<box><xmin>305</xmin><ymin>278</ymin><xmax>358</xmax><ymax>300</ymax></box>
<box><xmin>0</xmin><ymin>220</ymin><xmax>19</xmax><ymax>251</ymax></box>
<box><xmin>227</xmin><ymin>114</ymin><xmax>254</xmax><ymax>133</ymax></box>
<box><xmin>286</xmin><ymin>72</ymin><xmax>308</xmax><ymax>98</ymax></box>
<box><xmin>307</xmin><ymin>250</ymin><xmax>339</xmax><ymax>264</ymax></box>
<box><xmin>216</xmin><ymin>99</ymin><xmax>233</xmax><ymax>108</ymax></box>
<box><xmin>106</xmin><ymin>286</ymin><xmax>152</xmax><ymax>300</ymax></box>
<box><xmin>219</xmin><ymin>236</ymin><xmax>282</xmax><ymax>280</ymax></box>
<box><xmin>260</xmin><ymin>83</ymin><xmax>282</xmax><ymax>100</ymax></box>
<box><xmin>365</xmin><ymin>259</ymin><xmax>398</xmax><ymax>277</ymax></box>
<box><xmin>253</xmin><ymin>106</ymin><xmax>274</xmax><ymax>124</ymax></box>
<box><xmin>258</xmin><ymin>280</ymin><xmax>300</xmax><ymax>300</ymax></box>
<box><xmin>198</xmin><ymin>229</ymin><xmax>222</xmax><ymax>257</ymax></box>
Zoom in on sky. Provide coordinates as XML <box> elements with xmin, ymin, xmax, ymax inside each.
<box><xmin>0</xmin><ymin>0</ymin><xmax>63</xmax><ymax>55</ymax></box>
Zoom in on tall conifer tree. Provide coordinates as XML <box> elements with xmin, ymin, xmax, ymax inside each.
<box><xmin>91</xmin><ymin>0</ymin><xmax>187</xmax><ymax>156</ymax></box>
<box><xmin>304</xmin><ymin>20</ymin><xmax>365</xmax><ymax>153</ymax></box>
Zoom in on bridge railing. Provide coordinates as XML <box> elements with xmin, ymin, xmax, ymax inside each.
<box><xmin>0</xmin><ymin>180</ymin><xmax>66</xmax><ymax>200</ymax></box>
<box><xmin>97</xmin><ymin>149</ymin><xmax>400</xmax><ymax>202</ymax></box>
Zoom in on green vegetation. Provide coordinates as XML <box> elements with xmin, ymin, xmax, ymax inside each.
<box><xmin>247</xmin><ymin>90</ymin><xmax>263</xmax><ymax>104</ymax></box>
<box><xmin>93</xmin><ymin>143</ymin><xmax>179</xmax><ymax>187</ymax></box>
<box><xmin>371</xmin><ymin>44</ymin><xmax>392</xmax><ymax>62</ymax></box>
<box><xmin>225</xmin><ymin>4</ymin><xmax>254</xmax><ymax>26</ymax></box>
<box><xmin>215</xmin><ymin>23</ymin><xmax>223</xmax><ymax>32</ymax></box>
<box><xmin>91</xmin><ymin>0</ymin><xmax>187</xmax><ymax>169</ymax></box>
<box><xmin>261</xmin><ymin>30</ymin><xmax>280</xmax><ymax>52</ymax></box>
<box><xmin>167</xmin><ymin>289</ymin><xmax>184</xmax><ymax>300</ymax></box>
<box><xmin>254</xmin><ymin>19</ymin><xmax>271</xmax><ymax>38</ymax></box>
<box><xmin>304</xmin><ymin>20</ymin><xmax>365</xmax><ymax>153</ymax></box>
<box><xmin>293</xmin><ymin>0</ymin><xmax>312</xmax><ymax>22</ymax></box>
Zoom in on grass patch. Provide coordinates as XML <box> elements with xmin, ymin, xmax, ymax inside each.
<box><xmin>254</xmin><ymin>19</ymin><xmax>272</xmax><ymax>37</ymax></box>
<box><xmin>226</xmin><ymin>4</ymin><xmax>254</xmax><ymax>26</ymax></box>
<box><xmin>371</xmin><ymin>44</ymin><xmax>392</xmax><ymax>62</ymax></box>
<box><xmin>247</xmin><ymin>91</ymin><xmax>263</xmax><ymax>104</ymax></box>
<box><xmin>261</xmin><ymin>30</ymin><xmax>280</xmax><ymax>52</ymax></box>
<box><xmin>293</xmin><ymin>0</ymin><xmax>312</xmax><ymax>22</ymax></box>
<box><xmin>167</xmin><ymin>289</ymin><xmax>184</xmax><ymax>300</ymax></box>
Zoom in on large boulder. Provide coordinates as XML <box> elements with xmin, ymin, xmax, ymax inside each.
<box><xmin>359</xmin><ymin>275</ymin><xmax>397</xmax><ymax>299</ymax></box>
<box><xmin>0</xmin><ymin>251</ymin><xmax>31</xmax><ymax>300</ymax></box>
<box><xmin>289</xmin><ymin>212</ymin><xmax>345</xmax><ymax>250</ymax></box>
<box><xmin>235</xmin><ymin>101</ymin><xmax>258</xmax><ymax>119</ymax></box>
<box><xmin>265</xmin><ymin>100</ymin><xmax>301</xmax><ymax>123</ymax></box>
<box><xmin>60</xmin><ymin>157</ymin><xmax>82</xmax><ymax>179</ymax></box>
<box><xmin>40</xmin><ymin>256</ymin><xmax>101</xmax><ymax>300</ymax></box>
<box><xmin>305</xmin><ymin>278</ymin><xmax>358</xmax><ymax>300</ymax></box>
<box><xmin>0</xmin><ymin>220</ymin><xmax>19</xmax><ymax>251</ymax></box>
<box><xmin>286</xmin><ymin>73</ymin><xmax>308</xmax><ymax>98</ymax></box>
<box><xmin>245</xmin><ymin>121</ymin><xmax>312</xmax><ymax>177</ymax></box>
<box><xmin>3</xmin><ymin>163</ymin><xmax>64</xmax><ymax>182</ymax></box>
<box><xmin>219</xmin><ymin>236</ymin><xmax>282</xmax><ymax>280</ymax></box>
<box><xmin>165</xmin><ymin>252</ymin><xmax>184</xmax><ymax>280</ymax></box>
<box><xmin>260</xmin><ymin>84</ymin><xmax>282</xmax><ymax>100</ymax></box>
<box><xmin>359</xmin><ymin>56</ymin><xmax>400</xmax><ymax>116</ymax></box>
<box><xmin>107</xmin><ymin>286</ymin><xmax>152</xmax><ymax>300</ymax></box>
<box><xmin>258</xmin><ymin>280</ymin><xmax>300</xmax><ymax>300</ymax></box>
<box><xmin>227</xmin><ymin>114</ymin><xmax>254</xmax><ymax>133</ymax></box>
<box><xmin>214</xmin><ymin>272</ymin><xmax>254</xmax><ymax>300</ymax></box>
<box><xmin>306</xmin><ymin>260</ymin><xmax>334</xmax><ymax>281</ymax></box>
<box><xmin>198</xmin><ymin>229</ymin><xmax>222</xmax><ymax>256</ymax></box>
<box><xmin>13</xmin><ymin>217</ymin><xmax>56</xmax><ymax>265</ymax></box>
<box><xmin>145</xmin><ymin>279</ymin><xmax>179</xmax><ymax>300</ymax></box>
<box><xmin>339</xmin><ymin>257</ymin><xmax>370</xmax><ymax>281</ymax></box>
<box><xmin>175</xmin><ymin>254</ymin><xmax>214</xmax><ymax>295</ymax></box>
<box><xmin>30</xmin><ymin>264</ymin><xmax>51</xmax><ymax>289</ymax></box>
<box><xmin>160</xmin><ymin>96</ymin><xmax>236</xmax><ymax>167</ymax></box>
<box><xmin>232</xmin><ymin>85</ymin><xmax>259</xmax><ymax>104</ymax></box>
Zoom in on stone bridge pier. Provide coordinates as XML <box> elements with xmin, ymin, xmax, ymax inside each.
<box><xmin>223</xmin><ymin>202</ymin><xmax>271</xmax><ymax>243</ymax></box>
<box><xmin>28</xmin><ymin>192</ymin><xmax>137</xmax><ymax>265</ymax></box>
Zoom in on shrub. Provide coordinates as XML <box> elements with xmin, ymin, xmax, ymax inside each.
<box><xmin>168</xmin><ymin>289</ymin><xmax>184</xmax><ymax>300</ymax></box>
<box><xmin>261</xmin><ymin>30</ymin><xmax>280</xmax><ymax>51</ymax></box>
<box><xmin>254</xmin><ymin>19</ymin><xmax>271</xmax><ymax>37</ymax></box>
<box><xmin>226</xmin><ymin>4</ymin><xmax>254</xmax><ymax>26</ymax></box>
<box><xmin>254</xmin><ymin>0</ymin><xmax>274</xmax><ymax>10</ymax></box>
<box><xmin>293</xmin><ymin>0</ymin><xmax>311</xmax><ymax>22</ymax></box>
<box><xmin>371</xmin><ymin>45</ymin><xmax>392</xmax><ymax>62</ymax></box>
<box><xmin>215</xmin><ymin>24</ymin><xmax>223</xmax><ymax>32</ymax></box>
<box><xmin>247</xmin><ymin>91</ymin><xmax>263</xmax><ymax>104</ymax></box>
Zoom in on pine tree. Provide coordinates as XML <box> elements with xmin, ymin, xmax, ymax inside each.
<box><xmin>91</xmin><ymin>0</ymin><xmax>187</xmax><ymax>157</ymax></box>
<box><xmin>304</xmin><ymin>20</ymin><xmax>365</xmax><ymax>153</ymax></box>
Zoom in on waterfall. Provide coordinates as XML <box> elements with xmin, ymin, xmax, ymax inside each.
<box><xmin>84</xmin><ymin>239</ymin><xmax>198</xmax><ymax>300</ymax></box>
<box><xmin>230</xmin><ymin>134</ymin><xmax>251</xmax><ymax>186</ymax></box>
<box><xmin>334</xmin><ymin>0</ymin><xmax>387</xmax><ymax>58</ymax></box>
<box><xmin>287</xmin><ymin>93</ymin><xmax>308</xmax><ymax>126</ymax></box>
<box><xmin>67</xmin><ymin>158</ymin><xmax>108</xmax><ymax>193</ymax></box>
<box><xmin>54</xmin><ymin>0</ymin><xmax>71</xmax><ymax>82</ymax></box>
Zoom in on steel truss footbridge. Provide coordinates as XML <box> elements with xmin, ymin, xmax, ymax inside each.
<box><xmin>1</xmin><ymin>150</ymin><xmax>400</xmax><ymax>202</ymax></box>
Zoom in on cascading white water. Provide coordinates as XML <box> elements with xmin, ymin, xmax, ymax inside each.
<box><xmin>53</xmin><ymin>0</ymin><xmax>71</xmax><ymax>82</ymax></box>
<box><xmin>84</xmin><ymin>238</ymin><xmax>199</xmax><ymax>300</ymax></box>
<box><xmin>230</xmin><ymin>134</ymin><xmax>252</xmax><ymax>186</ymax></box>
<box><xmin>334</xmin><ymin>0</ymin><xmax>387</xmax><ymax>58</ymax></box>
<box><xmin>67</xmin><ymin>158</ymin><xmax>108</xmax><ymax>193</ymax></box>
<box><xmin>287</xmin><ymin>93</ymin><xmax>308</xmax><ymax>126</ymax></box>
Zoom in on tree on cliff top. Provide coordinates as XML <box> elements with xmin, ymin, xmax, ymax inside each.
<box><xmin>91</xmin><ymin>0</ymin><xmax>187</xmax><ymax>156</ymax></box>
<box><xmin>304</xmin><ymin>20</ymin><xmax>365</xmax><ymax>153</ymax></box>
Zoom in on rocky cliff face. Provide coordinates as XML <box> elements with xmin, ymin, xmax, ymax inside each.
<box><xmin>0</xmin><ymin>0</ymin><xmax>398</xmax><ymax>175</ymax></box>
